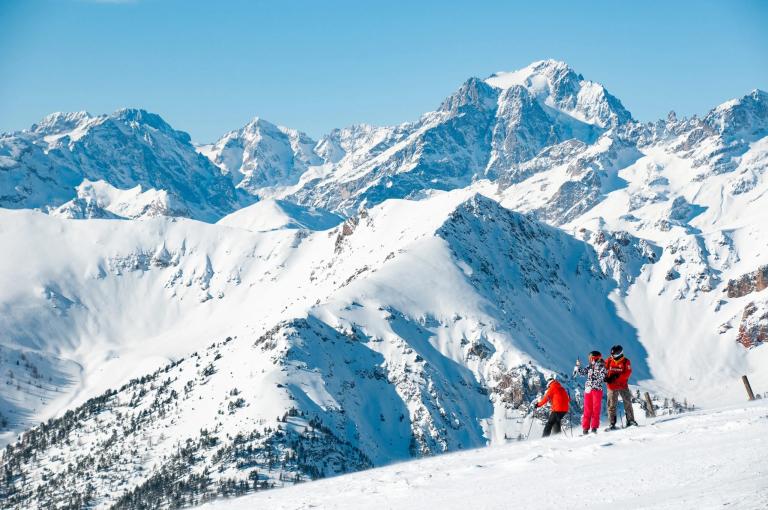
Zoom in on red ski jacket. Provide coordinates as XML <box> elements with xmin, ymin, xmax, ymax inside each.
<box><xmin>605</xmin><ymin>355</ymin><xmax>632</xmax><ymax>390</ymax></box>
<box><xmin>535</xmin><ymin>380</ymin><xmax>569</xmax><ymax>412</ymax></box>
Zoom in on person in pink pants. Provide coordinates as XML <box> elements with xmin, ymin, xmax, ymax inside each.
<box><xmin>573</xmin><ymin>351</ymin><xmax>607</xmax><ymax>434</ymax></box>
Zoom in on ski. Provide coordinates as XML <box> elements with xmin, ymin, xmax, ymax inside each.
<box><xmin>604</xmin><ymin>423</ymin><xmax>641</xmax><ymax>432</ymax></box>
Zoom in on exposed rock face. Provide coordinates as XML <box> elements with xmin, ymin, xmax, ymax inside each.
<box><xmin>736</xmin><ymin>301</ymin><xmax>768</xmax><ymax>348</ymax></box>
<box><xmin>490</xmin><ymin>364</ymin><xmax>546</xmax><ymax>408</ymax></box>
<box><xmin>578</xmin><ymin>228</ymin><xmax>660</xmax><ymax>293</ymax></box>
<box><xmin>726</xmin><ymin>265</ymin><xmax>768</xmax><ymax>298</ymax></box>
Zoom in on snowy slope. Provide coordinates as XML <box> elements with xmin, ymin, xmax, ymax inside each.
<box><xmin>49</xmin><ymin>179</ymin><xmax>189</xmax><ymax>220</ymax></box>
<box><xmin>197</xmin><ymin>400</ymin><xmax>768</xmax><ymax>510</ymax></box>
<box><xmin>217</xmin><ymin>199</ymin><xmax>342</xmax><ymax>232</ymax></box>
<box><xmin>0</xmin><ymin>191</ymin><xmax>662</xmax><ymax>508</ymax></box>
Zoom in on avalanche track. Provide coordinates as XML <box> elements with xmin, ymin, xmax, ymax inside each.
<box><xmin>198</xmin><ymin>400</ymin><xmax>768</xmax><ymax>510</ymax></box>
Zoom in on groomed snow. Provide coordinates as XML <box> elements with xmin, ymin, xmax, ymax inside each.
<box><xmin>198</xmin><ymin>400</ymin><xmax>768</xmax><ymax>510</ymax></box>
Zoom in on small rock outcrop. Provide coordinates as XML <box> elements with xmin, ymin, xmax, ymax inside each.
<box><xmin>726</xmin><ymin>265</ymin><xmax>768</xmax><ymax>298</ymax></box>
<box><xmin>736</xmin><ymin>301</ymin><xmax>768</xmax><ymax>349</ymax></box>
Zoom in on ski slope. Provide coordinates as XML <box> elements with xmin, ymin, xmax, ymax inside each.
<box><xmin>198</xmin><ymin>399</ymin><xmax>768</xmax><ymax>510</ymax></box>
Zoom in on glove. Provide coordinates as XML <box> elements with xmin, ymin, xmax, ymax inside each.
<box><xmin>572</xmin><ymin>366</ymin><xmax>579</xmax><ymax>377</ymax></box>
<box><xmin>605</xmin><ymin>374</ymin><xmax>617</xmax><ymax>383</ymax></box>
<box><xmin>531</xmin><ymin>400</ymin><xmax>538</xmax><ymax>409</ymax></box>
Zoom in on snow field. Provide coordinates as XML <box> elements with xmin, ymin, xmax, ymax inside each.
<box><xmin>199</xmin><ymin>400</ymin><xmax>768</xmax><ymax>510</ymax></box>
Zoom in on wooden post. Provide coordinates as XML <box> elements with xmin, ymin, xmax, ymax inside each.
<box><xmin>742</xmin><ymin>375</ymin><xmax>755</xmax><ymax>401</ymax></box>
<box><xmin>643</xmin><ymin>392</ymin><xmax>656</xmax><ymax>417</ymax></box>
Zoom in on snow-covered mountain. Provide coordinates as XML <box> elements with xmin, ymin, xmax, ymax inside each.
<box><xmin>0</xmin><ymin>109</ymin><xmax>247</xmax><ymax>221</ymax></box>
<box><xmin>197</xmin><ymin>118</ymin><xmax>322</xmax><ymax>193</ymax></box>
<box><xmin>0</xmin><ymin>191</ymin><xmax>654</xmax><ymax>508</ymax></box>
<box><xmin>1</xmin><ymin>60</ymin><xmax>767</xmax><ymax>509</ymax></box>
<box><xmin>189</xmin><ymin>60</ymin><xmax>634</xmax><ymax>216</ymax></box>
<box><xmin>486</xmin><ymin>59</ymin><xmax>632</xmax><ymax>129</ymax></box>
<box><xmin>275</xmin><ymin>59</ymin><xmax>635</xmax><ymax>214</ymax></box>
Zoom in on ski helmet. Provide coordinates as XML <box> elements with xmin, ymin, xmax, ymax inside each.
<box><xmin>589</xmin><ymin>350</ymin><xmax>601</xmax><ymax>359</ymax></box>
<box><xmin>610</xmin><ymin>345</ymin><xmax>623</xmax><ymax>358</ymax></box>
<box><xmin>546</xmin><ymin>374</ymin><xmax>556</xmax><ymax>386</ymax></box>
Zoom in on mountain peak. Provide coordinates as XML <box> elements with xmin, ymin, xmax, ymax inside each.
<box><xmin>205</xmin><ymin>115</ymin><xmax>321</xmax><ymax>192</ymax></box>
<box><xmin>438</xmin><ymin>77</ymin><xmax>499</xmax><ymax>113</ymax></box>
<box><xmin>243</xmin><ymin>116</ymin><xmax>277</xmax><ymax>131</ymax></box>
<box><xmin>527</xmin><ymin>58</ymin><xmax>580</xmax><ymax>77</ymax></box>
<box><xmin>485</xmin><ymin>59</ymin><xmax>579</xmax><ymax>90</ymax></box>
<box><xmin>711</xmin><ymin>89</ymin><xmax>767</xmax><ymax>112</ymax></box>
<box><xmin>113</xmin><ymin>108</ymin><xmax>172</xmax><ymax>127</ymax></box>
<box><xmin>30</xmin><ymin>110</ymin><xmax>93</xmax><ymax>135</ymax></box>
<box><xmin>111</xmin><ymin>108</ymin><xmax>192</xmax><ymax>144</ymax></box>
<box><xmin>217</xmin><ymin>198</ymin><xmax>342</xmax><ymax>232</ymax></box>
<box><xmin>484</xmin><ymin>60</ymin><xmax>632</xmax><ymax>128</ymax></box>
<box><xmin>705</xmin><ymin>88</ymin><xmax>768</xmax><ymax>137</ymax></box>
<box><xmin>442</xmin><ymin>193</ymin><xmax>536</xmax><ymax>234</ymax></box>
<box><xmin>238</xmin><ymin>116</ymin><xmax>314</xmax><ymax>143</ymax></box>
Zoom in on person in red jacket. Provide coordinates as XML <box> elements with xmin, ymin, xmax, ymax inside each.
<box><xmin>533</xmin><ymin>375</ymin><xmax>570</xmax><ymax>437</ymax></box>
<box><xmin>604</xmin><ymin>344</ymin><xmax>638</xmax><ymax>429</ymax></box>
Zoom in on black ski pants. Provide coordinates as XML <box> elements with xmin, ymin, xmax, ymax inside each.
<box><xmin>542</xmin><ymin>411</ymin><xmax>567</xmax><ymax>437</ymax></box>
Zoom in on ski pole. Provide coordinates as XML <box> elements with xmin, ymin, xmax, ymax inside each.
<box><xmin>619</xmin><ymin>401</ymin><xmax>625</xmax><ymax>428</ymax></box>
<box><xmin>526</xmin><ymin>409</ymin><xmax>535</xmax><ymax>439</ymax></box>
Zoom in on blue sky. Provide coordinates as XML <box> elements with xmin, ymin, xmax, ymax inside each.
<box><xmin>1</xmin><ymin>0</ymin><xmax>766</xmax><ymax>142</ymax></box>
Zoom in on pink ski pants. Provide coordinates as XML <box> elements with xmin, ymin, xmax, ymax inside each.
<box><xmin>582</xmin><ymin>389</ymin><xmax>603</xmax><ymax>430</ymax></box>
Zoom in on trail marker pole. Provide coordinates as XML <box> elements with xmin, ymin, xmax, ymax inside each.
<box><xmin>643</xmin><ymin>392</ymin><xmax>656</xmax><ymax>417</ymax></box>
<box><xmin>742</xmin><ymin>375</ymin><xmax>755</xmax><ymax>401</ymax></box>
